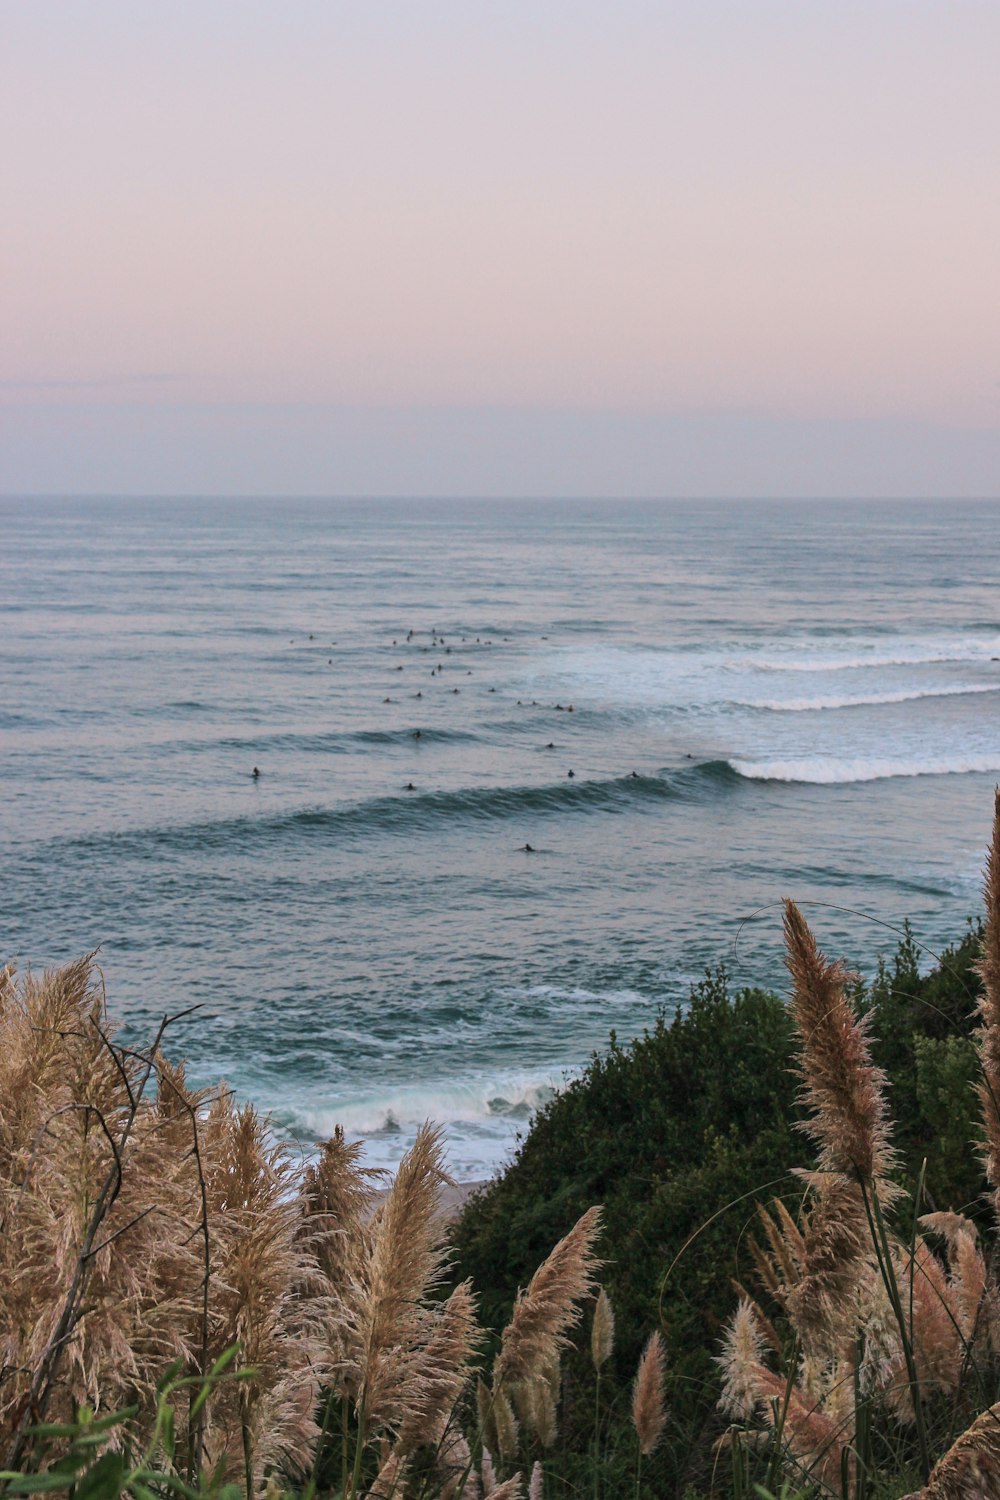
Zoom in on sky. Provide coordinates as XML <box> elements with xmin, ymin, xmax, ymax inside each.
<box><xmin>2</xmin><ymin>1</ymin><xmax>999</xmax><ymax>498</ymax></box>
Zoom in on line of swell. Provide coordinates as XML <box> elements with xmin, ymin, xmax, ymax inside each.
<box><xmin>741</xmin><ymin>683</ymin><xmax>1000</xmax><ymax>713</ymax></box>
<box><xmin>729</xmin><ymin>752</ymin><xmax>1000</xmax><ymax>785</ymax></box>
<box><xmin>213</xmin><ymin>726</ymin><xmax>484</xmax><ymax>752</ymax></box>
<box><xmin>54</xmin><ymin>762</ymin><xmax>739</xmax><ymax>857</ymax></box>
<box><xmin>754</xmin><ymin>646</ymin><xmax>1000</xmax><ymax>673</ymax></box>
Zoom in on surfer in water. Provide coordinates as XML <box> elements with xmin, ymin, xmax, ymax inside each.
<box><xmin>251</xmin><ymin>766</ymin><xmax>260</xmax><ymax>779</ymax></box>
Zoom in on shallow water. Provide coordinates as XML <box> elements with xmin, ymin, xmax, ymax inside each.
<box><xmin>3</xmin><ymin>496</ymin><xmax>998</xmax><ymax>1177</ymax></box>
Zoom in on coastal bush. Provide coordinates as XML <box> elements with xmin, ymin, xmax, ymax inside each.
<box><xmin>449</xmin><ymin>823</ymin><xmax>994</xmax><ymax>1498</ymax></box>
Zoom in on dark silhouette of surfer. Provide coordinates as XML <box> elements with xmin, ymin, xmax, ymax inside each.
<box><xmin>251</xmin><ymin>766</ymin><xmax>260</xmax><ymax>779</ymax></box>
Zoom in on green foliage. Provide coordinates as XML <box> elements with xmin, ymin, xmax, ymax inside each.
<box><xmin>451</xmin><ymin>969</ymin><xmax>803</xmax><ymax>1492</ymax></box>
<box><xmin>865</xmin><ymin>921</ymin><xmax>986</xmax><ymax>1214</ymax></box>
<box><xmin>0</xmin><ymin>1351</ymin><xmax>253</xmax><ymax>1500</ymax></box>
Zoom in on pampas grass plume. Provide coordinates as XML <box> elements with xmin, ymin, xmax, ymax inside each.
<box><xmin>783</xmin><ymin>900</ymin><xmax>897</xmax><ymax>1189</ymax></box>
<box><xmin>919</xmin><ymin>1399</ymin><xmax>1000</xmax><ymax>1499</ymax></box>
<box><xmin>716</xmin><ymin>1299</ymin><xmax>765</xmax><ymax>1421</ymax></box>
<box><xmin>591</xmin><ymin>1288</ymin><xmax>614</xmax><ymax>1371</ymax></box>
<box><xmin>494</xmin><ymin>1206</ymin><xmax>602</xmax><ymax>1386</ymax></box>
<box><xmin>631</xmin><ymin>1330</ymin><xmax>666</xmax><ymax>1457</ymax></box>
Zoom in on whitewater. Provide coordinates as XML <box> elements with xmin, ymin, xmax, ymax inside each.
<box><xmin>2</xmin><ymin>496</ymin><xmax>999</xmax><ymax>1178</ymax></box>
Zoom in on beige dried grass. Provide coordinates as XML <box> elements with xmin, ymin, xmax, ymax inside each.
<box><xmin>783</xmin><ymin>900</ymin><xmax>898</xmax><ymax>1190</ymax></box>
<box><xmin>493</xmin><ymin>1206</ymin><xmax>602</xmax><ymax>1387</ymax></box>
<box><xmin>918</xmin><ymin>1400</ymin><xmax>1000</xmax><ymax>1499</ymax></box>
<box><xmin>590</xmin><ymin>1287</ymin><xmax>614</xmax><ymax>1371</ymax></box>
<box><xmin>631</xmin><ymin>1329</ymin><xmax>666</xmax><ymax>1457</ymax></box>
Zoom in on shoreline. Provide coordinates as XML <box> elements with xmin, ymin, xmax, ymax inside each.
<box><xmin>369</xmin><ymin>1176</ymin><xmax>487</xmax><ymax>1224</ymax></box>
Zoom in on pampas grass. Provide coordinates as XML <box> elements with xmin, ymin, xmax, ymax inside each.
<box><xmin>0</xmin><ymin>961</ymin><xmax>608</xmax><ymax>1500</ymax></box>
<box><xmin>631</xmin><ymin>1331</ymin><xmax>666</xmax><ymax>1458</ymax></box>
<box><xmin>494</xmin><ymin>1207</ymin><xmax>602</xmax><ymax>1387</ymax></box>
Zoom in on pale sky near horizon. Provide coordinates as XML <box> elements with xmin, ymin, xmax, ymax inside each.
<box><xmin>3</xmin><ymin>2</ymin><xmax>999</xmax><ymax>497</ymax></box>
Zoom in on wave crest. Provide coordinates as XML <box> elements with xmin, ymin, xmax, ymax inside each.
<box><xmin>729</xmin><ymin>752</ymin><xmax>1000</xmax><ymax>785</ymax></box>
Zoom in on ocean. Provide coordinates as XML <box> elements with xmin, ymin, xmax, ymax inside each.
<box><xmin>3</xmin><ymin>496</ymin><xmax>998</xmax><ymax>1179</ymax></box>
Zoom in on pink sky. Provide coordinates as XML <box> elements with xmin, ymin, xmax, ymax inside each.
<box><xmin>2</xmin><ymin>2</ymin><xmax>999</xmax><ymax>495</ymax></box>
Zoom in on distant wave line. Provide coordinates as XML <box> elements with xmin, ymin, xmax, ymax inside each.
<box><xmin>729</xmin><ymin>752</ymin><xmax>1000</xmax><ymax>785</ymax></box>
<box><xmin>741</xmin><ymin>683</ymin><xmax>1000</xmax><ymax>713</ymax></box>
<box><xmin>753</xmin><ymin>644</ymin><xmax>1000</xmax><ymax>673</ymax></box>
<box><xmin>52</xmin><ymin>762</ymin><xmax>740</xmax><ymax>858</ymax></box>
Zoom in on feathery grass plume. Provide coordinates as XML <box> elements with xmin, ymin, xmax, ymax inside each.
<box><xmin>785</xmin><ymin>1173</ymin><xmax>872</xmax><ymax>1354</ymax></box>
<box><xmin>748</xmin><ymin>1365</ymin><xmax>852</xmax><ymax>1493</ymax></box>
<box><xmin>487</xmin><ymin>1475</ymin><xmax>523</xmax><ymax>1500</ymax></box>
<box><xmin>528</xmin><ymin>1460</ymin><xmax>543</xmax><ymax>1500</ymax></box>
<box><xmin>783</xmin><ymin>900</ymin><xmax>899</xmax><ymax>1190</ymax></box>
<box><xmin>717</xmin><ymin>1299</ymin><xmax>766</xmax><ymax>1422</ymax></box>
<box><xmin>492</xmin><ymin>1383</ymin><xmax>519</xmax><ymax>1464</ymax></box>
<box><xmin>345</xmin><ymin>1123</ymin><xmax>453</xmax><ymax>1438</ymax></box>
<box><xmin>393</xmin><ymin>1279</ymin><xmax>479</xmax><ymax>1457</ymax></box>
<box><xmin>300</xmin><ymin>1127</ymin><xmax>383</xmax><ymax>1294</ymax></box>
<box><xmin>880</xmin><ymin>1237</ymin><xmax>969</xmax><ymax>1421</ymax></box>
<box><xmin>477</xmin><ymin>1376</ymin><xmax>498</xmax><ymax>1455</ymax></box>
<box><xmin>631</xmin><ymin>1330</ymin><xmax>666</xmax><ymax>1457</ymax></box>
<box><xmin>920</xmin><ymin>1212</ymin><xmax>989</xmax><ymax>1347</ymax></box>
<box><xmin>368</xmin><ymin>1447</ymin><xmax>407</xmax><ymax>1500</ymax></box>
<box><xmin>199</xmin><ymin>1091</ymin><xmax>330</xmax><ymax>1493</ymax></box>
<box><xmin>0</xmin><ymin>958</ymin><xmax>205</xmax><ymax>1453</ymax></box>
<box><xmin>856</xmin><ymin>1267</ymin><xmax>901</xmax><ymax>1399</ymax></box>
<box><xmin>918</xmin><ymin>1400</ymin><xmax>1000</xmax><ymax>1500</ymax></box>
<box><xmin>590</xmin><ymin>1288</ymin><xmax>614</xmax><ymax>1371</ymax></box>
<box><xmin>511</xmin><ymin>1375</ymin><xmax>557</xmax><ymax>1449</ymax></box>
<box><xmin>782</xmin><ymin>902</ymin><xmax>900</xmax><ymax>1358</ymax></box>
<box><xmin>481</xmin><ymin>1446</ymin><xmax>498</xmax><ymax>1496</ymax></box>
<box><xmin>493</xmin><ymin>1206</ymin><xmax>602</xmax><ymax>1386</ymax></box>
<box><xmin>752</xmin><ymin>1199</ymin><xmax>807</xmax><ymax>1298</ymax></box>
<box><xmin>976</xmin><ymin>788</ymin><xmax>1000</xmax><ymax>1218</ymax></box>
<box><xmin>437</xmin><ymin>1426</ymin><xmax>480</xmax><ymax>1500</ymax></box>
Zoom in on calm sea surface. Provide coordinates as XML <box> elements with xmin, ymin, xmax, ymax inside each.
<box><xmin>3</xmin><ymin>497</ymin><xmax>999</xmax><ymax>1177</ymax></box>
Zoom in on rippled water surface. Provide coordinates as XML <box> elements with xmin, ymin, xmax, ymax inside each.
<box><xmin>3</xmin><ymin>497</ymin><xmax>999</xmax><ymax>1176</ymax></box>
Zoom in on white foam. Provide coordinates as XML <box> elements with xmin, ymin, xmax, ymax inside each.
<box><xmin>742</xmin><ymin>683</ymin><xmax>1000</xmax><ymax>713</ymax></box>
<box><xmin>285</xmin><ymin>1067</ymin><xmax>567</xmax><ymax>1143</ymax></box>
<box><xmin>730</xmin><ymin>752</ymin><xmax>1000</xmax><ymax>785</ymax></box>
<box><xmin>751</xmin><ymin>639</ymin><xmax>1000</xmax><ymax>673</ymax></box>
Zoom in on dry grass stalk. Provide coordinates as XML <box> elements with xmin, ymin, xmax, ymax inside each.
<box><xmin>345</xmin><ymin>1123</ymin><xmax>454</xmax><ymax>1436</ymax></box>
<box><xmin>492</xmin><ymin>1383</ymin><xmax>519</xmax><ymax>1463</ymax></box>
<box><xmin>393</xmin><ymin>1280</ymin><xmax>479</xmax><ymax>1457</ymax></box>
<box><xmin>631</xmin><ymin>1330</ymin><xmax>666</xmax><ymax>1457</ymax></box>
<box><xmin>511</xmin><ymin>1375</ymin><xmax>556</xmax><ymax>1449</ymax></box>
<box><xmin>918</xmin><ymin>1400</ymin><xmax>1000</xmax><ymax>1499</ymax></box>
<box><xmin>493</xmin><ymin>1207</ymin><xmax>602</xmax><ymax>1386</ymax></box>
<box><xmin>749</xmin><ymin>1364</ymin><xmax>853</xmax><ymax>1494</ymax></box>
<box><xmin>590</xmin><ymin>1287</ymin><xmax>614</xmax><ymax>1370</ymax></box>
<box><xmin>199</xmin><ymin>1091</ymin><xmax>330</xmax><ymax>1491</ymax></box>
<box><xmin>0</xmin><ymin>961</ymin><xmax>200</xmax><ymax>1454</ymax></box>
<box><xmin>783</xmin><ymin>900</ymin><xmax>898</xmax><ymax>1191</ymax></box>
<box><xmin>785</xmin><ymin>1172</ymin><xmax>872</xmax><ymax>1355</ymax></box>
<box><xmin>486</xmin><ymin>1474</ymin><xmax>523</xmax><ymax>1500</ymax></box>
<box><xmin>716</xmin><ymin>1299</ymin><xmax>766</xmax><ymax>1421</ymax></box>
<box><xmin>436</xmin><ymin>1426</ymin><xmax>479</xmax><ymax>1500</ymax></box>
<box><xmin>367</xmin><ymin>1447</ymin><xmax>407</xmax><ymax>1500</ymax></box>
<box><xmin>781</xmin><ymin>902</ymin><xmax>902</xmax><ymax>1361</ymax></box>
<box><xmin>977</xmin><ymin>789</ymin><xmax>1000</xmax><ymax>1219</ymax></box>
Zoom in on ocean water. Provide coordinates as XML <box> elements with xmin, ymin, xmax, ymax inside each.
<box><xmin>3</xmin><ymin>496</ymin><xmax>999</xmax><ymax>1179</ymax></box>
